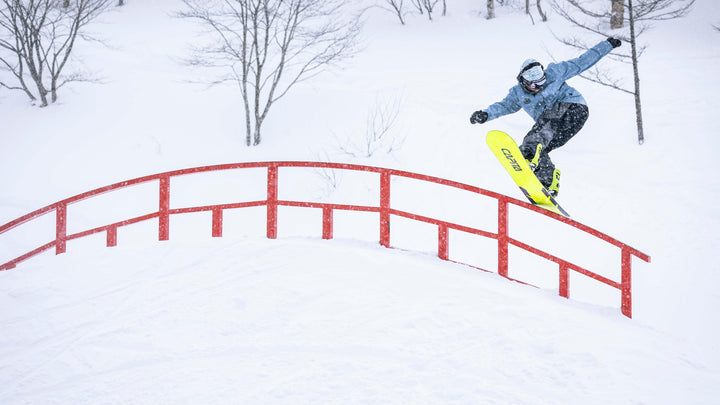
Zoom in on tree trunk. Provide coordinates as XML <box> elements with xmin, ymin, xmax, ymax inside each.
<box><xmin>537</xmin><ymin>0</ymin><xmax>547</xmax><ymax>22</ymax></box>
<box><xmin>36</xmin><ymin>80</ymin><xmax>49</xmax><ymax>107</ymax></box>
<box><xmin>487</xmin><ymin>0</ymin><xmax>495</xmax><ymax>19</ymax></box>
<box><xmin>387</xmin><ymin>0</ymin><xmax>405</xmax><ymax>24</ymax></box>
<box><xmin>413</xmin><ymin>0</ymin><xmax>424</xmax><ymax>15</ymax></box>
<box><xmin>628</xmin><ymin>0</ymin><xmax>644</xmax><ymax>144</ymax></box>
<box><xmin>253</xmin><ymin>122</ymin><xmax>261</xmax><ymax>146</ymax></box>
<box><xmin>244</xmin><ymin>96</ymin><xmax>252</xmax><ymax>146</ymax></box>
<box><xmin>611</xmin><ymin>0</ymin><xmax>624</xmax><ymax>29</ymax></box>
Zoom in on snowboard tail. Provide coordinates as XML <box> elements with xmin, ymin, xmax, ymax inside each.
<box><xmin>486</xmin><ymin>130</ymin><xmax>570</xmax><ymax>218</ymax></box>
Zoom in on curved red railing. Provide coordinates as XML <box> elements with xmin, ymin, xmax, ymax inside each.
<box><xmin>0</xmin><ymin>161</ymin><xmax>650</xmax><ymax>317</ymax></box>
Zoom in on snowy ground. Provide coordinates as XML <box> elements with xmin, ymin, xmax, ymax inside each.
<box><xmin>1</xmin><ymin>0</ymin><xmax>719</xmax><ymax>403</ymax></box>
<box><xmin>1</xmin><ymin>237</ymin><xmax>715</xmax><ymax>404</ymax></box>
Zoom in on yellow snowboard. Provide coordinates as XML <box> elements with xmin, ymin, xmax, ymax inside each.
<box><xmin>486</xmin><ymin>130</ymin><xmax>570</xmax><ymax>218</ymax></box>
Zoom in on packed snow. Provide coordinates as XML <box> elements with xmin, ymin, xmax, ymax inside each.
<box><xmin>1</xmin><ymin>0</ymin><xmax>718</xmax><ymax>403</ymax></box>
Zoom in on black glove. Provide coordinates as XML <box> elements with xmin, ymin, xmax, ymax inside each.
<box><xmin>607</xmin><ymin>37</ymin><xmax>621</xmax><ymax>48</ymax></box>
<box><xmin>470</xmin><ymin>110</ymin><xmax>488</xmax><ymax>124</ymax></box>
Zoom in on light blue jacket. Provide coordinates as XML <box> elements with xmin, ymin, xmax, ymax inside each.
<box><xmin>485</xmin><ymin>40</ymin><xmax>614</xmax><ymax>122</ymax></box>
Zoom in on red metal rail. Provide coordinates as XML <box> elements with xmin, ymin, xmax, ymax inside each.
<box><xmin>0</xmin><ymin>161</ymin><xmax>650</xmax><ymax>317</ymax></box>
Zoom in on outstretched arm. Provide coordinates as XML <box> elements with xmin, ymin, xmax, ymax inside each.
<box><xmin>470</xmin><ymin>90</ymin><xmax>522</xmax><ymax>124</ymax></box>
<box><xmin>552</xmin><ymin>38</ymin><xmax>620</xmax><ymax>80</ymax></box>
<box><xmin>470</xmin><ymin>89</ymin><xmax>523</xmax><ymax>124</ymax></box>
<box><xmin>486</xmin><ymin>90</ymin><xmax>523</xmax><ymax>121</ymax></box>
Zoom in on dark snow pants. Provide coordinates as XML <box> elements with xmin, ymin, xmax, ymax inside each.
<box><xmin>519</xmin><ymin>102</ymin><xmax>589</xmax><ymax>187</ymax></box>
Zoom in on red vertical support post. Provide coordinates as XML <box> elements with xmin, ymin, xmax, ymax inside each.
<box><xmin>497</xmin><ymin>198</ymin><xmax>509</xmax><ymax>278</ymax></box>
<box><xmin>212</xmin><ymin>208</ymin><xmax>223</xmax><ymax>238</ymax></box>
<box><xmin>55</xmin><ymin>203</ymin><xmax>67</xmax><ymax>254</ymax></box>
<box><xmin>267</xmin><ymin>165</ymin><xmax>278</xmax><ymax>239</ymax></box>
<box><xmin>107</xmin><ymin>226</ymin><xmax>117</xmax><ymax>247</ymax></box>
<box><xmin>438</xmin><ymin>224</ymin><xmax>449</xmax><ymax>261</ymax></box>
<box><xmin>621</xmin><ymin>248</ymin><xmax>633</xmax><ymax>318</ymax></box>
<box><xmin>559</xmin><ymin>262</ymin><xmax>569</xmax><ymax>298</ymax></box>
<box><xmin>379</xmin><ymin>171</ymin><xmax>391</xmax><ymax>248</ymax></box>
<box><xmin>322</xmin><ymin>207</ymin><xmax>333</xmax><ymax>240</ymax></box>
<box><xmin>159</xmin><ymin>176</ymin><xmax>170</xmax><ymax>241</ymax></box>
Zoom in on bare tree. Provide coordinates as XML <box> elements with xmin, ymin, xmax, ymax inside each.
<box><xmin>610</xmin><ymin>0</ymin><xmax>623</xmax><ymax>28</ymax></box>
<box><xmin>418</xmin><ymin>0</ymin><xmax>440</xmax><ymax>20</ymax></box>
<box><xmin>0</xmin><ymin>0</ymin><xmax>112</xmax><ymax>106</ymax></box>
<box><xmin>410</xmin><ymin>0</ymin><xmax>423</xmax><ymax>15</ymax></box>
<box><xmin>550</xmin><ymin>0</ymin><xmax>695</xmax><ymax>144</ymax></box>
<box><xmin>333</xmin><ymin>96</ymin><xmax>404</xmax><ymax>159</ymax></box>
<box><xmin>179</xmin><ymin>0</ymin><xmax>361</xmax><ymax>146</ymax></box>
<box><xmin>487</xmin><ymin>0</ymin><xmax>495</xmax><ymax>19</ymax></box>
<box><xmin>316</xmin><ymin>96</ymin><xmax>405</xmax><ymax>196</ymax></box>
<box><xmin>407</xmin><ymin>0</ymin><xmax>440</xmax><ymax>20</ymax></box>
<box><xmin>536</xmin><ymin>0</ymin><xmax>548</xmax><ymax>21</ymax></box>
<box><xmin>382</xmin><ymin>0</ymin><xmax>407</xmax><ymax>24</ymax></box>
<box><xmin>525</xmin><ymin>0</ymin><xmax>548</xmax><ymax>23</ymax></box>
<box><xmin>380</xmin><ymin>0</ymin><xmax>446</xmax><ymax>24</ymax></box>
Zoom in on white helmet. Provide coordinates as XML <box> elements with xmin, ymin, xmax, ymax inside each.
<box><xmin>517</xmin><ymin>58</ymin><xmax>546</xmax><ymax>89</ymax></box>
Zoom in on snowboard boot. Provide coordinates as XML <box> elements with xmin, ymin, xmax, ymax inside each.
<box><xmin>524</xmin><ymin>143</ymin><xmax>543</xmax><ymax>171</ymax></box>
<box><xmin>547</xmin><ymin>168</ymin><xmax>561</xmax><ymax>197</ymax></box>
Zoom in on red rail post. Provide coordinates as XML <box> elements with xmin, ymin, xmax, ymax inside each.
<box><xmin>159</xmin><ymin>176</ymin><xmax>170</xmax><ymax>241</ymax></box>
<box><xmin>212</xmin><ymin>208</ymin><xmax>223</xmax><ymax>238</ymax></box>
<box><xmin>267</xmin><ymin>165</ymin><xmax>278</xmax><ymax>239</ymax></box>
<box><xmin>107</xmin><ymin>226</ymin><xmax>117</xmax><ymax>247</ymax></box>
<box><xmin>322</xmin><ymin>207</ymin><xmax>333</xmax><ymax>240</ymax></box>
<box><xmin>438</xmin><ymin>224</ymin><xmax>449</xmax><ymax>261</ymax></box>
<box><xmin>379</xmin><ymin>171</ymin><xmax>391</xmax><ymax>248</ymax></box>
<box><xmin>621</xmin><ymin>248</ymin><xmax>633</xmax><ymax>318</ymax></box>
<box><xmin>559</xmin><ymin>263</ymin><xmax>569</xmax><ymax>299</ymax></box>
<box><xmin>55</xmin><ymin>204</ymin><xmax>67</xmax><ymax>254</ymax></box>
<box><xmin>497</xmin><ymin>198</ymin><xmax>509</xmax><ymax>278</ymax></box>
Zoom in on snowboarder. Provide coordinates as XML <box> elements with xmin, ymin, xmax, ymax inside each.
<box><xmin>469</xmin><ymin>37</ymin><xmax>622</xmax><ymax>196</ymax></box>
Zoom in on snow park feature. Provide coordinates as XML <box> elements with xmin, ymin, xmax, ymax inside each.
<box><xmin>0</xmin><ymin>161</ymin><xmax>650</xmax><ymax>317</ymax></box>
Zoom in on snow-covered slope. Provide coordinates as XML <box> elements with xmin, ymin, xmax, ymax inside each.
<box><xmin>0</xmin><ymin>237</ymin><xmax>714</xmax><ymax>404</ymax></box>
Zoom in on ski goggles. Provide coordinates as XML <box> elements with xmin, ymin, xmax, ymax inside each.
<box><xmin>522</xmin><ymin>76</ymin><xmax>546</xmax><ymax>90</ymax></box>
<box><xmin>517</xmin><ymin>61</ymin><xmax>546</xmax><ymax>89</ymax></box>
